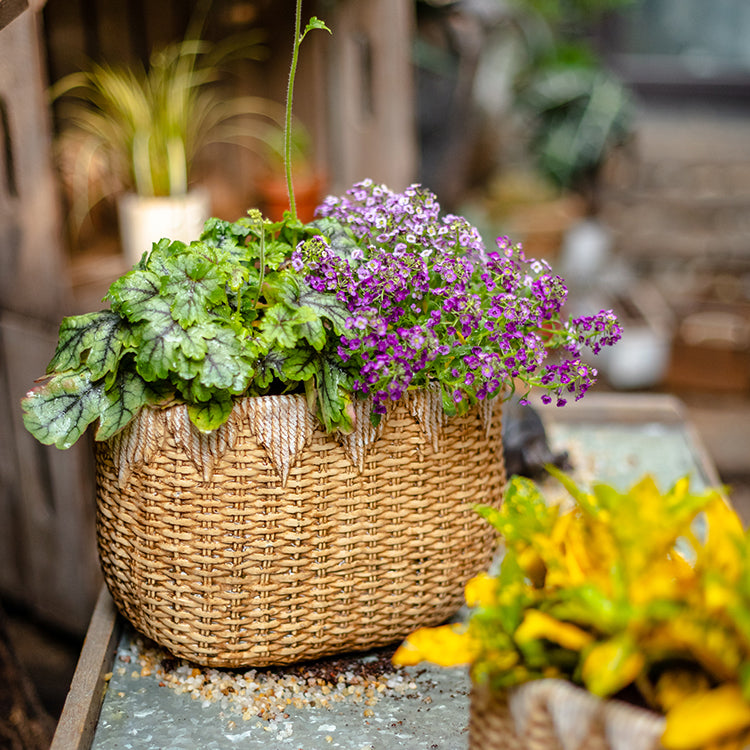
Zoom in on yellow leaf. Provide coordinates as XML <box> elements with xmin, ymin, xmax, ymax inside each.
<box><xmin>662</xmin><ymin>684</ymin><xmax>750</xmax><ymax>750</ymax></box>
<box><xmin>581</xmin><ymin>635</ymin><xmax>645</xmax><ymax>697</ymax></box>
<box><xmin>392</xmin><ymin>624</ymin><xmax>478</xmax><ymax>668</ymax></box>
<box><xmin>652</xmin><ymin>618</ymin><xmax>741</xmax><ymax>683</ymax></box>
<box><xmin>700</xmin><ymin>497</ymin><xmax>745</xmax><ymax>581</ymax></box>
<box><xmin>465</xmin><ymin>573</ymin><xmax>498</xmax><ymax>608</ymax></box>
<box><xmin>515</xmin><ymin>610</ymin><xmax>593</xmax><ymax>651</ymax></box>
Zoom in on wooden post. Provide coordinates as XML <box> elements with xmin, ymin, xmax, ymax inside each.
<box><xmin>0</xmin><ymin>5</ymin><xmax>99</xmax><ymax>634</ymax></box>
<box><xmin>314</xmin><ymin>0</ymin><xmax>418</xmax><ymax>193</ymax></box>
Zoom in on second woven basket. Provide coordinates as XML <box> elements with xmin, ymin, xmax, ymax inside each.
<box><xmin>469</xmin><ymin>679</ymin><xmax>666</xmax><ymax>750</ymax></box>
<box><xmin>95</xmin><ymin>386</ymin><xmax>506</xmax><ymax>667</ymax></box>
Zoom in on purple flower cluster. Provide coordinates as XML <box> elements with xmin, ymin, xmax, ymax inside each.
<box><xmin>296</xmin><ymin>180</ymin><xmax>622</xmax><ymax>415</ymax></box>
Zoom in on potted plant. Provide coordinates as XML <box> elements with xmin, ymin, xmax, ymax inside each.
<box><xmin>394</xmin><ymin>468</ymin><xmax>750</xmax><ymax>749</ymax></box>
<box><xmin>52</xmin><ymin>12</ymin><xmax>277</xmax><ymax>265</ymax></box>
<box><xmin>21</xmin><ymin>2</ymin><xmax>621</xmax><ymax>669</ymax></box>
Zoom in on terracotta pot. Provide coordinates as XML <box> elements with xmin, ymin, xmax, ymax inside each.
<box><xmin>259</xmin><ymin>173</ymin><xmax>325</xmax><ymax>223</ymax></box>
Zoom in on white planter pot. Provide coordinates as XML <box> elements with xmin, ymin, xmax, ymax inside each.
<box><xmin>117</xmin><ymin>189</ymin><xmax>211</xmax><ymax>267</ymax></box>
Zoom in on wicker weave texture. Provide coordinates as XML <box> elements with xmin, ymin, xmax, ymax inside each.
<box><xmin>95</xmin><ymin>388</ymin><xmax>505</xmax><ymax>667</ymax></box>
<box><xmin>469</xmin><ymin>680</ymin><xmax>666</xmax><ymax>750</ymax></box>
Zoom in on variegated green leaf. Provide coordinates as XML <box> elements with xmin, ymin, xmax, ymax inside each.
<box><xmin>160</xmin><ymin>250</ymin><xmax>229</xmax><ymax>327</ymax></box>
<box><xmin>132</xmin><ymin>301</ymin><xmax>207</xmax><ymax>381</ymax></box>
<box><xmin>105</xmin><ymin>269</ymin><xmax>162</xmax><ymax>322</ymax></box>
<box><xmin>184</xmin><ymin>324</ymin><xmax>254</xmax><ymax>392</ymax></box>
<box><xmin>200</xmin><ymin>217</ymin><xmax>252</xmax><ymax>258</ymax></box>
<box><xmin>259</xmin><ymin>304</ymin><xmax>305</xmax><ymax>349</ymax></box>
<box><xmin>253</xmin><ymin>349</ymin><xmax>286</xmax><ymax>389</ymax></box>
<box><xmin>282</xmin><ymin>348</ymin><xmax>320</xmax><ymax>383</ymax></box>
<box><xmin>283</xmin><ymin>280</ymin><xmax>351</xmax><ymax>337</ymax></box>
<box><xmin>47</xmin><ymin>310</ymin><xmax>127</xmax><ymax>380</ymax></box>
<box><xmin>316</xmin><ymin>357</ymin><xmax>353</xmax><ymax>433</ymax></box>
<box><xmin>21</xmin><ymin>370</ymin><xmax>104</xmax><ymax>449</ymax></box>
<box><xmin>187</xmin><ymin>393</ymin><xmax>234</xmax><ymax>432</ymax></box>
<box><xmin>95</xmin><ymin>366</ymin><xmax>151</xmax><ymax>440</ymax></box>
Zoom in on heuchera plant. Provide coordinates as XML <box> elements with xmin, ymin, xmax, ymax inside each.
<box><xmin>20</xmin><ymin>0</ymin><xmax>621</xmax><ymax>451</ymax></box>
<box><xmin>21</xmin><ymin>189</ymin><xmax>620</xmax><ymax>449</ymax></box>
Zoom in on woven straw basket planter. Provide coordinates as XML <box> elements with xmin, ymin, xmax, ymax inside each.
<box><xmin>469</xmin><ymin>679</ymin><xmax>666</xmax><ymax>750</ymax></box>
<box><xmin>95</xmin><ymin>386</ymin><xmax>505</xmax><ymax>667</ymax></box>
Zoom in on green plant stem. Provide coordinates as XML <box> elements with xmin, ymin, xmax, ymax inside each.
<box><xmin>285</xmin><ymin>0</ymin><xmax>304</xmax><ymax>222</ymax></box>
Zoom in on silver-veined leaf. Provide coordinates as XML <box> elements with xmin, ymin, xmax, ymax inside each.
<box><xmin>21</xmin><ymin>370</ymin><xmax>104</xmax><ymax>449</ymax></box>
<box><xmin>288</xmin><ymin>281</ymin><xmax>352</xmax><ymax>336</ymax></box>
<box><xmin>160</xmin><ymin>250</ymin><xmax>229</xmax><ymax>327</ymax></box>
<box><xmin>282</xmin><ymin>348</ymin><xmax>320</xmax><ymax>383</ymax></box>
<box><xmin>253</xmin><ymin>350</ymin><xmax>286</xmax><ymax>389</ymax></box>
<box><xmin>187</xmin><ymin>393</ymin><xmax>234</xmax><ymax>432</ymax></box>
<box><xmin>47</xmin><ymin>310</ymin><xmax>127</xmax><ymax>380</ymax></box>
<box><xmin>259</xmin><ymin>304</ymin><xmax>306</xmax><ymax>349</ymax></box>
<box><xmin>316</xmin><ymin>356</ymin><xmax>353</xmax><ymax>433</ymax></box>
<box><xmin>105</xmin><ymin>269</ymin><xmax>162</xmax><ymax>322</ymax></box>
<box><xmin>94</xmin><ymin>367</ymin><xmax>152</xmax><ymax>440</ymax></box>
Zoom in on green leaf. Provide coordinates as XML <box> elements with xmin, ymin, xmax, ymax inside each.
<box><xmin>308</xmin><ymin>217</ymin><xmax>362</xmax><ymax>261</ymax></box>
<box><xmin>259</xmin><ymin>304</ymin><xmax>304</xmax><ymax>349</ymax></box>
<box><xmin>21</xmin><ymin>370</ymin><xmax>104</xmax><ymax>450</ymax></box>
<box><xmin>494</xmin><ymin>476</ymin><xmax>560</xmax><ymax>543</ymax></box>
<box><xmin>294</xmin><ymin>282</ymin><xmax>352</xmax><ymax>336</ymax></box>
<box><xmin>200</xmin><ymin>217</ymin><xmax>251</xmax><ymax>257</ymax></box>
<box><xmin>132</xmin><ymin>301</ymin><xmax>207</xmax><ymax>380</ymax></box>
<box><xmin>187</xmin><ymin>393</ymin><xmax>234</xmax><ymax>432</ymax></box>
<box><xmin>143</xmin><ymin>237</ymin><xmax>186</xmax><ymax>276</ymax></box>
<box><xmin>175</xmin><ymin>376</ymin><xmax>213</xmax><ymax>404</ymax></box>
<box><xmin>303</xmin><ymin>16</ymin><xmax>332</xmax><ymax>37</ymax></box>
<box><xmin>95</xmin><ymin>367</ymin><xmax>151</xmax><ymax>440</ymax></box>
<box><xmin>186</xmin><ymin>324</ymin><xmax>254</xmax><ymax>392</ymax></box>
<box><xmin>263</xmin><ymin>239</ymin><xmax>295</xmax><ymax>270</ymax></box>
<box><xmin>47</xmin><ymin>311</ymin><xmax>127</xmax><ymax>380</ymax></box>
<box><xmin>316</xmin><ymin>357</ymin><xmax>353</xmax><ymax>433</ymax></box>
<box><xmin>105</xmin><ymin>269</ymin><xmax>162</xmax><ymax>322</ymax></box>
<box><xmin>252</xmin><ymin>350</ymin><xmax>286</xmax><ymax>389</ymax></box>
<box><xmin>282</xmin><ymin>348</ymin><xmax>321</xmax><ymax>383</ymax></box>
<box><xmin>441</xmin><ymin>383</ymin><xmax>458</xmax><ymax>418</ymax></box>
<box><xmin>160</xmin><ymin>250</ymin><xmax>229</xmax><ymax>327</ymax></box>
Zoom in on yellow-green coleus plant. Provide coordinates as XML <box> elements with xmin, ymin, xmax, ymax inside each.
<box><xmin>394</xmin><ymin>468</ymin><xmax>750</xmax><ymax>750</ymax></box>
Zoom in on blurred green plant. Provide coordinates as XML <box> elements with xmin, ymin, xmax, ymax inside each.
<box><xmin>51</xmin><ymin>10</ymin><xmax>280</xmax><ymax>230</ymax></box>
<box><xmin>516</xmin><ymin>41</ymin><xmax>634</xmax><ymax>192</ymax></box>
<box><xmin>504</xmin><ymin>0</ymin><xmax>636</xmax><ymax>195</ymax></box>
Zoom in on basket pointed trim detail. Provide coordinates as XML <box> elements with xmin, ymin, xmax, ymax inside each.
<box><xmin>479</xmin><ymin>397</ymin><xmax>496</xmax><ymax>440</ymax></box>
<box><xmin>404</xmin><ymin>384</ymin><xmax>444</xmax><ymax>452</ymax></box>
<box><xmin>239</xmin><ymin>395</ymin><xmax>316</xmax><ymax>486</ymax></box>
<box><xmin>165</xmin><ymin>405</ymin><xmax>243</xmax><ymax>482</ymax></box>
<box><xmin>109</xmin><ymin>387</ymin><xmax>498</xmax><ymax>486</ymax></box>
<box><xmin>340</xmin><ymin>397</ymin><xmax>388</xmax><ymax>472</ymax></box>
<box><xmin>111</xmin><ymin>407</ymin><xmax>166</xmax><ymax>487</ymax></box>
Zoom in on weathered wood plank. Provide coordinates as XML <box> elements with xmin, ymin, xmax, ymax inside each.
<box><xmin>0</xmin><ymin>312</ymin><xmax>99</xmax><ymax>634</ymax></box>
<box><xmin>0</xmin><ymin>0</ymin><xmax>28</xmax><ymax>32</ymax></box>
<box><xmin>536</xmin><ymin>391</ymin><xmax>723</xmax><ymax>486</ymax></box>
<box><xmin>50</xmin><ymin>588</ymin><xmax>120</xmax><ymax>750</ymax></box>
<box><xmin>0</xmin><ymin>6</ymin><xmax>99</xmax><ymax>634</ymax></box>
<box><xmin>0</xmin><ymin>8</ymin><xmax>70</xmax><ymax>322</ymax></box>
